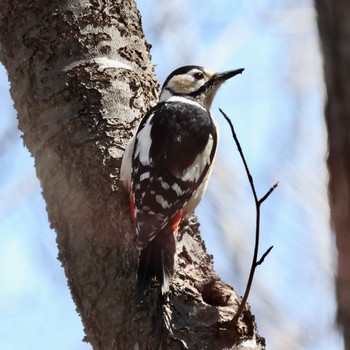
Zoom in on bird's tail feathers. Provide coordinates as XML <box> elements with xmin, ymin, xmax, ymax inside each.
<box><xmin>137</xmin><ymin>227</ymin><xmax>176</xmax><ymax>296</ymax></box>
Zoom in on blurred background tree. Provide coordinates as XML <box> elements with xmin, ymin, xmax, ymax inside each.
<box><xmin>315</xmin><ymin>0</ymin><xmax>350</xmax><ymax>349</ymax></box>
<box><xmin>0</xmin><ymin>0</ymin><xmax>346</xmax><ymax>349</ymax></box>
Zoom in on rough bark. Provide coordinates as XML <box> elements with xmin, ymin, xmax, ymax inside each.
<box><xmin>0</xmin><ymin>0</ymin><xmax>264</xmax><ymax>348</ymax></box>
<box><xmin>314</xmin><ymin>0</ymin><xmax>350</xmax><ymax>348</ymax></box>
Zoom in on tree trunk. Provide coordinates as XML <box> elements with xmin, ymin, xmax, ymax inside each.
<box><xmin>314</xmin><ymin>0</ymin><xmax>350</xmax><ymax>348</ymax></box>
<box><xmin>0</xmin><ymin>0</ymin><xmax>264</xmax><ymax>348</ymax></box>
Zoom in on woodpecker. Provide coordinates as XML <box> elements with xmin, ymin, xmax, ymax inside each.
<box><xmin>121</xmin><ymin>65</ymin><xmax>244</xmax><ymax>295</ymax></box>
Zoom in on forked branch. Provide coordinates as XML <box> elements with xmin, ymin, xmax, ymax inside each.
<box><xmin>219</xmin><ymin>108</ymin><xmax>277</xmax><ymax>325</ymax></box>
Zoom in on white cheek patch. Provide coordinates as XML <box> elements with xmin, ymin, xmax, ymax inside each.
<box><xmin>169</xmin><ymin>76</ymin><xmax>194</xmax><ymax>94</ymax></box>
<box><xmin>134</xmin><ymin>115</ymin><xmax>154</xmax><ymax>165</ymax></box>
<box><xmin>182</xmin><ymin>135</ymin><xmax>214</xmax><ymax>182</ymax></box>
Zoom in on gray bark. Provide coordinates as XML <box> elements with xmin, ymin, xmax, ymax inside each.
<box><xmin>314</xmin><ymin>1</ymin><xmax>350</xmax><ymax>348</ymax></box>
<box><xmin>0</xmin><ymin>0</ymin><xmax>264</xmax><ymax>348</ymax></box>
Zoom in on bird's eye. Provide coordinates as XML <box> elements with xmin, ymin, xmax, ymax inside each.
<box><xmin>193</xmin><ymin>72</ymin><xmax>204</xmax><ymax>80</ymax></box>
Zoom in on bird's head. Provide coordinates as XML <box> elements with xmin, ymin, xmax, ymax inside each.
<box><xmin>159</xmin><ymin>65</ymin><xmax>244</xmax><ymax>109</ymax></box>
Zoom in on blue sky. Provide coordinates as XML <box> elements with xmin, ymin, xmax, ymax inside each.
<box><xmin>0</xmin><ymin>1</ymin><xmax>344</xmax><ymax>349</ymax></box>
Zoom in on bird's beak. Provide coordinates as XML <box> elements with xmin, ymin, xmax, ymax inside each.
<box><xmin>190</xmin><ymin>67</ymin><xmax>244</xmax><ymax>108</ymax></box>
<box><xmin>210</xmin><ymin>68</ymin><xmax>245</xmax><ymax>85</ymax></box>
<box><xmin>202</xmin><ymin>68</ymin><xmax>244</xmax><ymax>94</ymax></box>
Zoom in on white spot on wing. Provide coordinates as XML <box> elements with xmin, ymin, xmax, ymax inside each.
<box><xmin>140</xmin><ymin>172</ymin><xmax>150</xmax><ymax>181</ymax></box>
<box><xmin>159</xmin><ymin>178</ymin><xmax>170</xmax><ymax>190</ymax></box>
<box><xmin>171</xmin><ymin>183</ymin><xmax>183</xmax><ymax>196</ymax></box>
<box><xmin>155</xmin><ymin>195</ymin><xmax>172</xmax><ymax>209</ymax></box>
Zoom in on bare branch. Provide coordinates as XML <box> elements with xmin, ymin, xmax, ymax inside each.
<box><xmin>219</xmin><ymin>109</ymin><xmax>258</xmax><ymax>203</ymax></box>
<box><xmin>219</xmin><ymin>108</ymin><xmax>276</xmax><ymax>325</ymax></box>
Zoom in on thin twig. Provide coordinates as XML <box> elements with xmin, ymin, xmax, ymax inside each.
<box><xmin>259</xmin><ymin>182</ymin><xmax>279</xmax><ymax>205</ymax></box>
<box><xmin>256</xmin><ymin>245</ymin><xmax>274</xmax><ymax>266</ymax></box>
<box><xmin>219</xmin><ymin>108</ymin><xmax>277</xmax><ymax>325</ymax></box>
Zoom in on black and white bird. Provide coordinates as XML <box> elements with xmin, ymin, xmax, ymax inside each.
<box><xmin>121</xmin><ymin>65</ymin><xmax>244</xmax><ymax>294</ymax></box>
